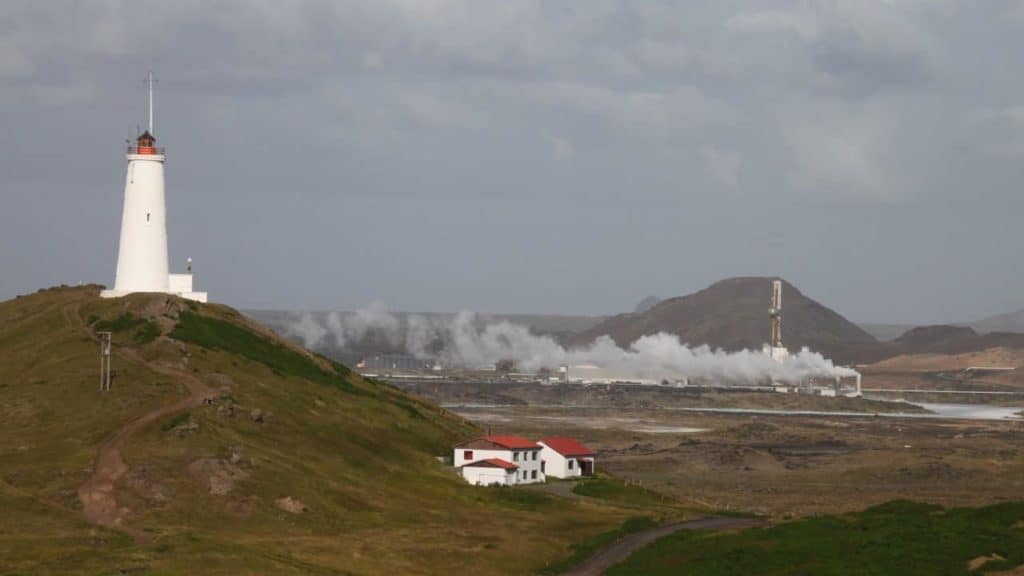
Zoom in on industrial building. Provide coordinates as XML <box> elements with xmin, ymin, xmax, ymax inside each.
<box><xmin>561</xmin><ymin>364</ymin><xmax>666</xmax><ymax>386</ymax></box>
<box><xmin>357</xmin><ymin>354</ymin><xmax>438</xmax><ymax>371</ymax></box>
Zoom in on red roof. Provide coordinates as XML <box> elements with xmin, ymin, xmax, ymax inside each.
<box><xmin>540</xmin><ymin>437</ymin><xmax>595</xmax><ymax>457</ymax></box>
<box><xmin>486</xmin><ymin>435</ymin><xmax>540</xmax><ymax>450</ymax></box>
<box><xmin>463</xmin><ymin>458</ymin><xmax>518</xmax><ymax>470</ymax></box>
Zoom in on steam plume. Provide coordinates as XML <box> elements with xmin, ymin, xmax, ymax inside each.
<box><xmin>284</xmin><ymin>306</ymin><xmax>856</xmax><ymax>384</ymax></box>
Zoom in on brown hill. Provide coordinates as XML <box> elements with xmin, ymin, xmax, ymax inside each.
<box><xmin>893</xmin><ymin>324</ymin><xmax>1024</xmax><ymax>356</ymax></box>
<box><xmin>868</xmin><ymin>347</ymin><xmax>1024</xmax><ymax>373</ymax></box>
<box><xmin>894</xmin><ymin>325</ymin><xmax>979</xmax><ymax>352</ymax></box>
<box><xmin>572</xmin><ymin>277</ymin><xmax>884</xmax><ymax>364</ymax></box>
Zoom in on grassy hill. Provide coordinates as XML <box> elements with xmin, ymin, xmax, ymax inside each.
<box><xmin>0</xmin><ymin>286</ymin><xmax>639</xmax><ymax>575</ymax></box>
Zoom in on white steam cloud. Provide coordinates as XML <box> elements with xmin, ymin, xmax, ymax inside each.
<box><xmin>284</xmin><ymin>306</ymin><xmax>857</xmax><ymax>384</ymax></box>
<box><xmin>287</xmin><ymin>302</ymin><xmax>402</xmax><ymax>349</ymax></box>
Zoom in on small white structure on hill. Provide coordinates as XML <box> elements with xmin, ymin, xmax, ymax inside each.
<box><xmin>100</xmin><ymin>73</ymin><xmax>207</xmax><ymax>303</ymax></box>
<box><xmin>538</xmin><ymin>437</ymin><xmax>595</xmax><ymax>479</ymax></box>
<box><xmin>453</xmin><ymin>435</ymin><xmax>544</xmax><ymax>486</ymax></box>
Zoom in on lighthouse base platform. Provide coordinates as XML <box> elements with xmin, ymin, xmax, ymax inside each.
<box><xmin>100</xmin><ymin>289</ymin><xmax>208</xmax><ymax>303</ymax></box>
<box><xmin>100</xmin><ymin>272</ymin><xmax>208</xmax><ymax>303</ymax></box>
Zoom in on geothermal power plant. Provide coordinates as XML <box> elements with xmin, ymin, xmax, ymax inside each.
<box><xmin>256</xmin><ymin>279</ymin><xmax>862</xmax><ymax>397</ymax></box>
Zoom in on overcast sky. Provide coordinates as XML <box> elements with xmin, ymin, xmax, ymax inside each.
<box><xmin>2</xmin><ymin>1</ymin><xmax>1023</xmax><ymax>324</ymax></box>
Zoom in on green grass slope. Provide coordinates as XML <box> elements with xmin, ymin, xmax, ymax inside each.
<box><xmin>0</xmin><ymin>286</ymin><xmax>634</xmax><ymax>575</ymax></box>
<box><xmin>609</xmin><ymin>500</ymin><xmax>1024</xmax><ymax>575</ymax></box>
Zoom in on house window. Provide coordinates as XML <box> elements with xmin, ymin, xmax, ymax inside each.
<box><xmin>568</xmin><ymin>459</ymin><xmax>575</xmax><ymax>470</ymax></box>
<box><xmin>463</xmin><ymin>450</ymin><xmax>473</xmax><ymax>461</ymax></box>
<box><xmin>533</xmin><ymin>451</ymin><xmax>538</xmax><ymax>460</ymax></box>
<box><xmin>513</xmin><ymin>452</ymin><xmax>519</xmax><ymax>462</ymax></box>
<box><xmin>532</xmin><ymin>470</ymin><xmax>537</xmax><ymax>480</ymax></box>
<box><xmin>146</xmin><ymin>213</ymin><xmax>150</xmax><ymax>222</ymax></box>
<box><xmin>541</xmin><ymin>461</ymin><xmax>546</xmax><ymax>473</ymax></box>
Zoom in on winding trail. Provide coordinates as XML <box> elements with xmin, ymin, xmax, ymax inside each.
<box><xmin>65</xmin><ymin>302</ymin><xmax>215</xmax><ymax>544</ymax></box>
<box><xmin>561</xmin><ymin>516</ymin><xmax>764</xmax><ymax>576</ymax></box>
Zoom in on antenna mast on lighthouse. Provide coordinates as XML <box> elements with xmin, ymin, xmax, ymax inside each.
<box><xmin>146</xmin><ymin>71</ymin><xmax>156</xmax><ymax>134</ymax></box>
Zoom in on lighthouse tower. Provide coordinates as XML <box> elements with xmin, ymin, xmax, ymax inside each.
<box><xmin>101</xmin><ymin>73</ymin><xmax>207</xmax><ymax>303</ymax></box>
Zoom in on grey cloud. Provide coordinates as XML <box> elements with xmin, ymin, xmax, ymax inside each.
<box><xmin>2</xmin><ymin>1</ymin><xmax>1024</xmax><ymax>326</ymax></box>
<box><xmin>810</xmin><ymin>36</ymin><xmax>930</xmax><ymax>98</ymax></box>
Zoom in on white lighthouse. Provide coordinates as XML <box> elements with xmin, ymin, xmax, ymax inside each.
<box><xmin>101</xmin><ymin>73</ymin><xmax>208</xmax><ymax>303</ymax></box>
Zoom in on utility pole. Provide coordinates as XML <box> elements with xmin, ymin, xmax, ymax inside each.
<box><xmin>98</xmin><ymin>331</ymin><xmax>112</xmax><ymax>392</ymax></box>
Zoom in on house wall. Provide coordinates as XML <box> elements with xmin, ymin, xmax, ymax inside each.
<box><xmin>454</xmin><ymin>448</ymin><xmax>510</xmax><ymax>468</ymax></box>
<box><xmin>539</xmin><ymin>446</ymin><xmax>573</xmax><ymax>478</ymax></box>
<box><xmin>511</xmin><ymin>449</ymin><xmax>543</xmax><ymax>484</ymax></box>
<box><xmin>461</xmin><ymin>466</ymin><xmax>514</xmax><ymax>486</ymax></box>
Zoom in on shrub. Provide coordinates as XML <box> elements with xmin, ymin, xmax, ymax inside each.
<box><xmin>170</xmin><ymin>311</ymin><xmax>364</xmax><ymax>395</ymax></box>
<box><xmin>95</xmin><ymin>313</ymin><xmax>161</xmax><ymax>345</ymax></box>
<box><xmin>134</xmin><ymin>321</ymin><xmax>161</xmax><ymax>344</ymax></box>
<box><xmin>162</xmin><ymin>411</ymin><xmax>191</xmax><ymax>432</ymax></box>
<box><xmin>94</xmin><ymin>313</ymin><xmax>145</xmax><ymax>333</ymax></box>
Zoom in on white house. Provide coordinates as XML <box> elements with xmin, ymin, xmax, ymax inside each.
<box><xmin>453</xmin><ymin>435</ymin><xmax>544</xmax><ymax>485</ymax></box>
<box><xmin>538</xmin><ymin>437</ymin><xmax>596</xmax><ymax>479</ymax></box>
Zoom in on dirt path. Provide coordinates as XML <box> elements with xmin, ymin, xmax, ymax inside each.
<box><xmin>66</xmin><ymin>302</ymin><xmax>216</xmax><ymax>544</ymax></box>
<box><xmin>561</xmin><ymin>516</ymin><xmax>764</xmax><ymax>576</ymax></box>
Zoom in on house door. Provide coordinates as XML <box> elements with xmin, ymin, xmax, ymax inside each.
<box><xmin>580</xmin><ymin>459</ymin><xmax>593</xmax><ymax>476</ymax></box>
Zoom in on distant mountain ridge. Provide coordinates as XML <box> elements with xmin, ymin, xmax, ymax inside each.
<box><xmin>860</xmin><ymin>308</ymin><xmax>1024</xmax><ymax>342</ymax></box>
<box><xmin>633</xmin><ymin>296</ymin><xmax>662</xmax><ymax>314</ymax></box>
<box><xmin>970</xmin><ymin>309</ymin><xmax>1024</xmax><ymax>334</ymax></box>
<box><xmin>891</xmin><ymin>324</ymin><xmax>1024</xmax><ymax>356</ymax></box>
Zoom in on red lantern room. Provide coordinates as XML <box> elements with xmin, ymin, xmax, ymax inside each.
<box><xmin>136</xmin><ymin>131</ymin><xmax>156</xmax><ymax>154</ymax></box>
